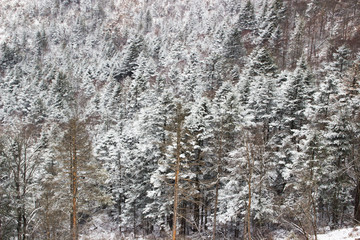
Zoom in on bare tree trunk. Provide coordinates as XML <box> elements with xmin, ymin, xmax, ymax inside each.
<box><xmin>213</xmin><ymin>121</ymin><xmax>224</xmax><ymax>240</ymax></box>
<box><xmin>172</xmin><ymin>147</ymin><xmax>180</xmax><ymax>240</ymax></box>
<box><xmin>23</xmin><ymin>147</ymin><xmax>27</xmax><ymax>240</ymax></box>
<box><xmin>72</xmin><ymin>132</ymin><xmax>78</xmax><ymax>240</ymax></box>
<box><xmin>180</xmin><ymin>202</ymin><xmax>186</xmax><ymax>236</ymax></box>
<box><xmin>245</xmin><ymin>139</ymin><xmax>252</xmax><ymax>240</ymax></box>
<box><xmin>16</xmin><ymin>158</ymin><xmax>22</xmax><ymax>240</ymax></box>
<box><xmin>45</xmin><ymin>198</ymin><xmax>51</xmax><ymax>240</ymax></box>
<box><xmin>22</xmin><ymin>213</ymin><xmax>26</xmax><ymax>240</ymax></box>
<box><xmin>172</xmin><ymin>104</ymin><xmax>183</xmax><ymax>240</ymax></box>
<box><xmin>118</xmin><ymin>157</ymin><xmax>122</xmax><ymax>235</ymax></box>
<box><xmin>310</xmin><ymin>191</ymin><xmax>318</xmax><ymax>240</ymax></box>
<box><xmin>204</xmin><ymin>197</ymin><xmax>208</xmax><ymax>231</ymax></box>
<box><xmin>133</xmin><ymin>201</ymin><xmax>136</xmax><ymax>238</ymax></box>
<box><xmin>194</xmin><ymin>176</ymin><xmax>200</xmax><ymax>232</ymax></box>
<box><xmin>17</xmin><ymin>207</ymin><xmax>22</xmax><ymax>240</ymax></box>
<box><xmin>212</xmin><ymin>169</ymin><xmax>220</xmax><ymax>240</ymax></box>
<box><xmin>354</xmin><ymin>180</ymin><xmax>360</xmax><ymax>223</ymax></box>
<box><xmin>310</xmin><ymin>150</ymin><xmax>318</xmax><ymax>240</ymax></box>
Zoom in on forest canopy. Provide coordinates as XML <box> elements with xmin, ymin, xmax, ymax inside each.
<box><xmin>0</xmin><ymin>0</ymin><xmax>360</xmax><ymax>239</ymax></box>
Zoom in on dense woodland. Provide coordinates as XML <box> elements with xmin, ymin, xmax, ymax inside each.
<box><xmin>1</xmin><ymin>0</ymin><xmax>360</xmax><ymax>239</ymax></box>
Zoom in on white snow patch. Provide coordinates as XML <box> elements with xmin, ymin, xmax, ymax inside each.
<box><xmin>273</xmin><ymin>227</ymin><xmax>360</xmax><ymax>240</ymax></box>
<box><xmin>316</xmin><ymin>227</ymin><xmax>360</xmax><ymax>240</ymax></box>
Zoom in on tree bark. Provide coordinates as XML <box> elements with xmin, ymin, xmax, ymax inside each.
<box><xmin>172</xmin><ymin>104</ymin><xmax>183</xmax><ymax>240</ymax></box>
<box><xmin>172</xmin><ymin>144</ymin><xmax>180</xmax><ymax>240</ymax></box>
<box><xmin>213</xmin><ymin>122</ymin><xmax>223</xmax><ymax>240</ymax></box>
<box><xmin>212</xmin><ymin>170</ymin><xmax>220</xmax><ymax>240</ymax></box>
<box><xmin>133</xmin><ymin>201</ymin><xmax>136</xmax><ymax>238</ymax></box>
<box><xmin>354</xmin><ymin>180</ymin><xmax>360</xmax><ymax>223</ymax></box>
<box><xmin>16</xmin><ymin>156</ymin><xmax>22</xmax><ymax>240</ymax></box>
<box><xmin>72</xmin><ymin>127</ymin><xmax>78</xmax><ymax>240</ymax></box>
<box><xmin>245</xmin><ymin>139</ymin><xmax>252</xmax><ymax>240</ymax></box>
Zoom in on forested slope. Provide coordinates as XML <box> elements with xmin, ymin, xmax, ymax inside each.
<box><xmin>0</xmin><ymin>0</ymin><xmax>360</xmax><ymax>239</ymax></box>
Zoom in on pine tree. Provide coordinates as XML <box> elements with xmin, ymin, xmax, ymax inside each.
<box><xmin>223</xmin><ymin>27</ymin><xmax>246</xmax><ymax>65</ymax></box>
<box><xmin>50</xmin><ymin>71</ymin><xmax>73</xmax><ymax>119</ymax></box>
<box><xmin>145</xmin><ymin>89</ymin><xmax>177</xmax><ymax>234</ymax></box>
<box><xmin>288</xmin><ymin>15</ymin><xmax>305</xmax><ymax>68</ymax></box>
<box><xmin>337</xmin><ymin>61</ymin><xmax>360</xmax><ymax>224</ymax></box>
<box><xmin>115</xmin><ymin>35</ymin><xmax>144</xmax><ymax>81</ymax></box>
<box><xmin>249</xmin><ymin>75</ymin><xmax>276</xmax><ymax>134</ymax></box>
<box><xmin>258</xmin><ymin>0</ymin><xmax>287</xmax><ymax>67</ymax></box>
<box><xmin>56</xmin><ymin>117</ymin><xmax>109</xmax><ymax>240</ymax></box>
<box><xmin>271</xmin><ymin>57</ymin><xmax>314</xmax><ymax>204</ymax></box>
<box><xmin>246</xmin><ymin>47</ymin><xmax>278</xmax><ymax>78</ymax></box>
<box><xmin>287</xmin><ymin>126</ymin><xmax>326</xmax><ymax>238</ymax></box>
<box><xmin>183</xmin><ymin>97</ymin><xmax>214</xmax><ymax>234</ymax></box>
<box><xmin>258</xmin><ymin>0</ymin><xmax>285</xmax><ymax>45</ymax></box>
<box><xmin>324</xmin><ymin>112</ymin><xmax>353</xmax><ymax>226</ymax></box>
<box><xmin>237</xmin><ymin>0</ymin><xmax>257</xmax><ymax>32</ymax></box>
<box><xmin>94</xmin><ymin>128</ymin><xmax>123</xmax><ymax>232</ymax></box>
<box><xmin>211</xmin><ymin>81</ymin><xmax>241</xmax><ymax>239</ymax></box>
<box><xmin>35</xmin><ymin>124</ymin><xmax>69</xmax><ymax>239</ymax></box>
<box><xmin>170</xmin><ymin>102</ymin><xmax>187</xmax><ymax>240</ymax></box>
<box><xmin>120</xmin><ymin>93</ymin><xmax>166</xmax><ymax>236</ymax></box>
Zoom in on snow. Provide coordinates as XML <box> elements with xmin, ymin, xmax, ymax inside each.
<box><xmin>317</xmin><ymin>227</ymin><xmax>360</xmax><ymax>240</ymax></box>
<box><xmin>274</xmin><ymin>227</ymin><xmax>360</xmax><ymax>240</ymax></box>
<box><xmin>79</xmin><ymin>226</ymin><xmax>360</xmax><ymax>240</ymax></box>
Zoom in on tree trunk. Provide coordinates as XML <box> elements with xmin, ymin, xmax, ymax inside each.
<box><xmin>212</xmin><ymin>174</ymin><xmax>219</xmax><ymax>240</ymax></box>
<box><xmin>118</xmin><ymin>157</ymin><xmax>122</xmax><ymax>235</ymax></box>
<box><xmin>172</xmin><ymin>150</ymin><xmax>180</xmax><ymax>240</ymax></box>
<box><xmin>204</xmin><ymin>197</ymin><xmax>208</xmax><ymax>231</ymax></box>
<box><xmin>17</xmin><ymin>207</ymin><xmax>22</xmax><ymax>240</ymax></box>
<box><xmin>213</xmin><ymin>124</ymin><xmax>224</xmax><ymax>240</ymax></box>
<box><xmin>72</xmin><ymin>133</ymin><xmax>78</xmax><ymax>240</ymax></box>
<box><xmin>194</xmin><ymin>199</ymin><xmax>200</xmax><ymax>232</ymax></box>
<box><xmin>200</xmin><ymin>200</ymin><xmax>204</xmax><ymax>232</ymax></box>
<box><xmin>45</xmin><ymin>199</ymin><xmax>50</xmax><ymax>240</ymax></box>
<box><xmin>332</xmin><ymin>191</ymin><xmax>339</xmax><ymax>227</ymax></box>
<box><xmin>172</xmin><ymin>104</ymin><xmax>183</xmax><ymax>240</ymax></box>
<box><xmin>133</xmin><ymin>201</ymin><xmax>136</xmax><ymax>238</ymax></box>
<box><xmin>310</xmin><ymin>191</ymin><xmax>318</xmax><ymax>240</ymax></box>
<box><xmin>16</xmin><ymin>178</ymin><xmax>22</xmax><ymax>240</ymax></box>
<box><xmin>193</xmin><ymin>172</ymin><xmax>200</xmax><ymax>232</ymax></box>
<box><xmin>22</xmin><ymin>213</ymin><xmax>26</xmax><ymax>240</ymax></box>
<box><xmin>23</xmin><ymin>145</ymin><xmax>27</xmax><ymax>240</ymax></box>
<box><xmin>354</xmin><ymin>180</ymin><xmax>360</xmax><ymax>223</ymax></box>
<box><xmin>180</xmin><ymin>202</ymin><xmax>186</xmax><ymax>236</ymax></box>
<box><xmin>245</xmin><ymin>140</ymin><xmax>252</xmax><ymax>240</ymax></box>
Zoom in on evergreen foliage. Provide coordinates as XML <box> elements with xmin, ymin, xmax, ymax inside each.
<box><xmin>0</xmin><ymin>0</ymin><xmax>360</xmax><ymax>239</ymax></box>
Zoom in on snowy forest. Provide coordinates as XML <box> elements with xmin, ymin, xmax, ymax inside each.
<box><xmin>0</xmin><ymin>0</ymin><xmax>360</xmax><ymax>239</ymax></box>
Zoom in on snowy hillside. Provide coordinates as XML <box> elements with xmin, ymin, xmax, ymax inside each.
<box><xmin>1</xmin><ymin>0</ymin><xmax>360</xmax><ymax>239</ymax></box>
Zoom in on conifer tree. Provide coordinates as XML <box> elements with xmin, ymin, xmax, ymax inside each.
<box><xmin>238</xmin><ymin>0</ymin><xmax>257</xmax><ymax>33</ymax></box>
<box><xmin>223</xmin><ymin>27</ymin><xmax>245</xmax><ymax>65</ymax></box>
<box><xmin>183</xmin><ymin>97</ymin><xmax>214</xmax><ymax>233</ymax></box>
<box><xmin>146</xmin><ymin>89</ymin><xmax>177</xmax><ymax>233</ymax></box>
<box><xmin>115</xmin><ymin>35</ymin><xmax>144</xmax><ymax>81</ymax></box>
<box><xmin>271</xmin><ymin>57</ymin><xmax>314</xmax><ymax>201</ymax></box>
<box><xmin>211</xmin><ymin>81</ymin><xmax>241</xmax><ymax>239</ymax></box>
<box><xmin>288</xmin><ymin>15</ymin><xmax>305</xmax><ymax>68</ymax></box>
<box><xmin>56</xmin><ymin>117</ymin><xmax>109</xmax><ymax>240</ymax></box>
<box><xmin>36</xmin><ymin>124</ymin><xmax>69</xmax><ymax>239</ymax></box>
<box><xmin>95</xmin><ymin>128</ymin><xmax>123</xmax><ymax>232</ymax></box>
